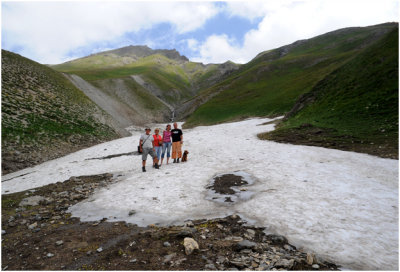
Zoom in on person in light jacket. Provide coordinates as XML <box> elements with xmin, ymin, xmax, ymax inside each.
<box><xmin>139</xmin><ymin>127</ymin><xmax>159</xmax><ymax>172</ymax></box>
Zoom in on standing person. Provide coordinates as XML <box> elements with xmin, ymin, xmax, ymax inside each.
<box><xmin>139</xmin><ymin>127</ymin><xmax>159</xmax><ymax>172</ymax></box>
<box><xmin>161</xmin><ymin>124</ymin><xmax>172</xmax><ymax>166</ymax></box>
<box><xmin>153</xmin><ymin>128</ymin><xmax>163</xmax><ymax>167</ymax></box>
<box><xmin>171</xmin><ymin>122</ymin><xmax>183</xmax><ymax>163</ymax></box>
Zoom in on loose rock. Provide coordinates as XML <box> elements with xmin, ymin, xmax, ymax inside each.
<box><xmin>234</xmin><ymin>239</ymin><xmax>257</xmax><ymax>251</ymax></box>
<box><xmin>163</xmin><ymin>241</ymin><xmax>171</xmax><ymax>247</ymax></box>
<box><xmin>19</xmin><ymin>196</ymin><xmax>47</xmax><ymax>207</ymax></box>
<box><xmin>28</xmin><ymin>222</ymin><xmax>37</xmax><ymax>230</ymax></box>
<box><xmin>183</xmin><ymin>237</ymin><xmax>199</xmax><ymax>255</ymax></box>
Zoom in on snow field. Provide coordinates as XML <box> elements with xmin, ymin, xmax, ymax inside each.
<box><xmin>1</xmin><ymin>117</ymin><xmax>398</xmax><ymax>270</ymax></box>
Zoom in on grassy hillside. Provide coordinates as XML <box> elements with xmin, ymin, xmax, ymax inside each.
<box><xmin>1</xmin><ymin>50</ymin><xmax>122</xmax><ymax>174</ymax></box>
<box><xmin>183</xmin><ymin>23</ymin><xmax>397</xmax><ymax>128</ymax></box>
<box><xmin>259</xmin><ymin>27</ymin><xmax>398</xmax><ymax>158</ymax></box>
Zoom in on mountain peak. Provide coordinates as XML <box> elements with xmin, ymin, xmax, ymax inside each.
<box><xmin>96</xmin><ymin>45</ymin><xmax>188</xmax><ymax>62</ymax></box>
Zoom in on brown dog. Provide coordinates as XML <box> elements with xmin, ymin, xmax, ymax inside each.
<box><xmin>182</xmin><ymin>150</ymin><xmax>189</xmax><ymax>162</ymax></box>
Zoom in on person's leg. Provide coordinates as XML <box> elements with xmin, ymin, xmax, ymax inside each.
<box><xmin>172</xmin><ymin>142</ymin><xmax>177</xmax><ymax>163</ymax></box>
<box><xmin>176</xmin><ymin>142</ymin><xmax>182</xmax><ymax>163</ymax></box>
<box><xmin>166</xmin><ymin>142</ymin><xmax>171</xmax><ymax>164</ymax></box>
<box><xmin>156</xmin><ymin>147</ymin><xmax>162</xmax><ymax>162</ymax></box>
<box><xmin>142</xmin><ymin>148</ymin><xmax>148</xmax><ymax>172</ymax></box>
<box><xmin>150</xmin><ymin>149</ymin><xmax>159</xmax><ymax>169</ymax></box>
<box><xmin>161</xmin><ymin>144</ymin><xmax>166</xmax><ymax>166</ymax></box>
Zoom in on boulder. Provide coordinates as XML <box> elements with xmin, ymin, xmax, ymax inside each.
<box><xmin>183</xmin><ymin>237</ymin><xmax>199</xmax><ymax>255</ymax></box>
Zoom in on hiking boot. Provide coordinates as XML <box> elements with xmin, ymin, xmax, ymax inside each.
<box><xmin>177</xmin><ymin>158</ymin><xmax>180</xmax><ymax>163</ymax></box>
<box><xmin>142</xmin><ymin>167</ymin><xmax>146</xmax><ymax>172</ymax></box>
<box><xmin>173</xmin><ymin>159</ymin><xmax>176</xmax><ymax>163</ymax></box>
<box><xmin>155</xmin><ymin>164</ymin><xmax>159</xmax><ymax>169</ymax></box>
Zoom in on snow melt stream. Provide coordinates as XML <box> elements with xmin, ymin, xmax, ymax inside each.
<box><xmin>1</xmin><ymin>117</ymin><xmax>398</xmax><ymax>270</ymax></box>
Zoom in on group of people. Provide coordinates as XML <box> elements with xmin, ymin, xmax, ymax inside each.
<box><xmin>139</xmin><ymin>122</ymin><xmax>183</xmax><ymax>172</ymax></box>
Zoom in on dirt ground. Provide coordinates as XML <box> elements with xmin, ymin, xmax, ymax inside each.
<box><xmin>1</xmin><ymin>174</ymin><xmax>340</xmax><ymax>270</ymax></box>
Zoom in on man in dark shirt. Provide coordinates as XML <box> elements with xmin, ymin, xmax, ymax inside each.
<box><xmin>171</xmin><ymin>122</ymin><xmax>183</xmax><ymax>163</ymax></box>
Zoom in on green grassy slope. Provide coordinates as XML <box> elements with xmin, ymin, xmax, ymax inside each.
<box><xmin>1</xmin><ymin>50</ymin><xmax>121</xmax><ymax>174</ymax></box>
<box><xmin>183</xmin><ymin>23</ymin><xmax>397</xmax><ymax>128</ymax></box>
<box><xmin>260</xmin><ymin>27</ymin><xmax>398</xmax><ymax>158</ymax></box>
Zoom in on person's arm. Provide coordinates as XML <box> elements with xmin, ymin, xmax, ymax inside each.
<box><xmin>180</xmin><ymin>131</ymin><xmax>183</xmax><ymax>144</ymax></box>
<box><xmin>139</xmin><ymin>139</ymin><xmax>143</xmax><ymax>152</ymax></box>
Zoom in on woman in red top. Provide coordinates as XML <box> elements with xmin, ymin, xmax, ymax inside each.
<box><xmin>160</xmin><ymin>124</ymin><xmax>172</xmax><ymax>166</ymax></box>
<box><xmin>153</xmin><ymin>128</ymin><xmax>163</xmax><ymax>167</ymax></box>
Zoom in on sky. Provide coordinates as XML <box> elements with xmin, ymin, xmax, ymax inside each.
<box><xmin>1</xmin><ymin>0</ymin><xmax>399</xmax><ymax>64</ymax></box>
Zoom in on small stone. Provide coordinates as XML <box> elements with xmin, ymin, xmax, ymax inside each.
<box><xmin>183</xmin><ymin>237</ymin><xmax>199</xmax><ymax>255</ymax></box>
<box><xmin>177</xmin><ymin>227</ymin><xmax>197</xmax><ymax>238</ymax></box>
<box><xmin>128</xmin><ymin>210</ymin><xmax>136</xmax><ymax>216</ymax></box>
<box><xmin>283</xmin><ymin>244</ymin><xmax>293</xmax><ymax>251</ymax></box>
<box><xmin>225</xmin><ymin>236</ymin><xmax>243</xmax><ymax>242</ymax></box>
<box><xmin>163</xmin><ymin>253</ymin><xmax>176</xmax><ymax>263</ymax></box>
<box><xmin>129</xmin><ymin>241</ymin><xmax>136</xmax><ymax>247</ymax></box>
<box><xmin>129</xmin><ymin>259</ymin><xmax>137</xmax><ymax>263</ymax></box>
<box><xmin>163</xmin><ymin>242</ymin><xmax>171</xmax><ymax>247</ymax></box>
<box><xmin>46</xmin><ymin>253</ymin><xmax>54</xmax><ymax>258</ymax></box>
<box><xmin>205</xmin><ymin>263</ymin><xmax>217</xmax><ymax>270</ymax></box>
<box><xmin>201</xmin><ymin>235</ymin><xmax>206</xmax><ymax>239</ymax></box>
<box><xmin>266</xmin><ymin>234</ymin><xmax>288</xmax><ymax>245</ymax></box>
<box><xmin>312</xmin><ymin>264</ymin><xmax>320</xmax><ymax>269</ymax></box>
<box><xmin>55</xmin><ymin>240</ymin><xmax>64</xmax><ymax>246</ymax></box>
<box><xmin>185</xmin><ymin>221</ymin><xmax>194</xmax><ymax>227</ymax></box>
<box><xmin>234</xmin><ymin>239</ymin><xmax>257</xmax><ymax>251</ymax></box>
<box><xmin>275</xmin><ymin>259</ymin><xmax>294</xmax><ymax>269</ymax></box>
<box><xmin>28</xmin><ymin>222</ymin><xmax>37</xmax><ymax>230</ymax></box>
<box><xmin>2</xmin><ymin>230</ymin><xmax>6</xmax><ymax>235</ymax></box>
<box><xmin>19</xmin><ymin>196</ymin><xmax>47</xmax><ymax>207</ymax></box>
<box><xmin>97</xmin><ymin>247</ymin><xmax>103</xmax><ymax>253</ymax></box>
<box><xmin>306</xmin><ymin>253</ymin><xmax>314</xmax><ymax>265</ymax></box>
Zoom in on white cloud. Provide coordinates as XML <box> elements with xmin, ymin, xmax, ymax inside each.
<box><xmin>186</xmin><ymin>38</ymin><xmax>199</xmax><ymax>51</ymax></box>
<box><xmin>2</xmin><ymin>0</ymin><xmax>398</xmax><ymax>65</ymax></box>
<box><xmin>195</xmin><ymin>0</ymin><xmax>399</xmax><ymax>64</ymax></box>
<box><xmin>2</xmin><ymin>1</ymin><xmax>219</xmax><ymax>64</ymax></box>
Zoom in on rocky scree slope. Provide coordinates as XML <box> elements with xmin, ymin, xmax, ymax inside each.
<box><xmin>1</xmin><ymin>50</ymin><xmax>126</xmax><ymax>175</ymax></box>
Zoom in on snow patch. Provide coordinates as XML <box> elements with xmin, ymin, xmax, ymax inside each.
<box><xmin>1</xmin><ymin>117</ymin><xmax>398</xmax><ymax>270</ymax></box>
